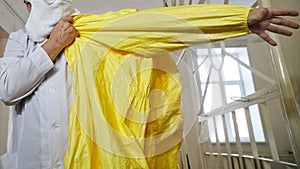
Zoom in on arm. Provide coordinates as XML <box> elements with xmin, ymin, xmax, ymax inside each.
<box><xmin>0</xmin><ymin>16</ymin><xmax>78</xmax><ymax>105</ymax></box>
<box><xmin>0</xmin><ymin>31</ymin><xmax>54</xmax><ymax>105</ymax></box>
<box><xmin>68</xmin><ymin>5</ymin><xmax>298</xmax><ymax>56</ymax></box>
<box><xmin>70</xmin><ymin>5</ymin><xmax>252</xmax><ymax>54</ymax></box>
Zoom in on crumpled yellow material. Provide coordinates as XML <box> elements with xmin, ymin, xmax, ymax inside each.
<box><xmin>64</xmin><ymin>4</ymin><xmax>251</xmax><ymax>169</ymax></box>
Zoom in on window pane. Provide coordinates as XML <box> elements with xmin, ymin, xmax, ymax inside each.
<box><xmin>207</xmin><ymin>118</ymin><xmax>216</xmax><ymax>142</ymax></box>
<box><xmin>196</xmin><ymin>46</ymin><xmax>266</xmax><ymax>143</ymax></box>
<box><xmin>209</xmin><ymin>116</ymin><xmax>226</xmax><ymax>143</ymax></box>
<box><xmin>198</xmin><ymin>58</ymin><xmax>209</xmax><ymax>82</ymax></box>
<box><xmin>226</xmin><ymin>109</ymin><xmax>250</xmax><ymax>142</ymax></box>
<box><xmin>249</xmin><ymin>105</ymin><xmax>265</xmax><ymax>142</ymax></box>
<box><xmin>236</xmin><ymin>108</ymin><xmax>250</xmax><ymax>142</ymax></box>
<box><xmin>215</xmin><ymin>116</ymin><xmax>225</xmax><ymax>142</ymax></box>
<box><xmin>223</xmin><ymin>56</ymin><xmax>240</xmax><ymax>81</ymax></box>
<box><xmin>225</xmin><ymin>112</ymin><xmax>236</xmax><ymax>142</ymax></box>
<box><xmin>239</xmin><ymin>66</ymin><xmax>255</xmax><ymax>96</ymax></box>
<box><xmin>198</xmin><ymin>59</ymin><xmax>221</xmax><ymax>83</ymax></box>
<box><xmin>201</xmin><ymin>84</ymin><xmax>223</xmax><ymax>112</ymax></box>
<box><xmin>225</xmin><ymin>85</ymin><xmax>241</xmax><ymax>104</ymax></box>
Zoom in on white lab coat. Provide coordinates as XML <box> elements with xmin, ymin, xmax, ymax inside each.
<box><xmin>0</xmin><ymin>29</ymin><xmax>72</xmax><ymax>169</ymax></box>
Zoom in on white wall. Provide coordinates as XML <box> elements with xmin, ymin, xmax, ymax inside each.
<box><xmin>0</xmin><ymin>28</ymin><xmax>9</xmax><ymax>156</ymax></box>
<box><xmin>247</xmin><ymin>40</ymin><xmax>295</xmax><ymax>159</ymax></box>
<box><xmin>269</xmin><ymin>0</ymin><xmax>300</xmax><ymax>164</ymax></box>
<box><xmin>0</xmin><ymin>0</ymin><xmax>27</xmax><ymax>33</ymax></box>
<box><xmin>0</xmin><ymin>0</ymin><xmax>27</xmax><ymax>156</ymax></box>
<box><xmin>269</xmin><ymin>0</ymin><xmax>300</xmax><ymax>112</ymax></box>
<box><xmin>0</xmin><ymin>101</ymin><xmax>9</xmax><ymax>155</ymax></box>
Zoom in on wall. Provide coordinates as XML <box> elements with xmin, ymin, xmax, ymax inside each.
<box><xmin>0</xmin><ymin>0</ymin><xmax>27</xmax><ymax>33</ymax></box>
<box><xmin>0</xmin><ymin>101</ymin><xmax>9</xmax><ymax>156</ymax></box>
<box><xmin>247</xmin><ymin>40</ymin><xmax>295</xmax><ymax>160</ymax></box>
<box><xmin>270</xmin><ymin>0</ymin><xmax>300</xmax><ymax>112</ymax></box>
<box><xmin>0</xmin><ymin>23</ymin><xmax>9</xmax><ymax>157</ymax></box>
<box><xmin>268</xmin><ymin>0</ymin><xmax>300</xmax><ymax>164</ymax></box>
<box><xmin>0</xmin><ymin>0</ymin><xmax>27</xmax><ymax>156</ymax></box>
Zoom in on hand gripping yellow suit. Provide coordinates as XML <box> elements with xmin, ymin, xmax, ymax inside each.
<box><xmin>64</xmin><ymin>4</ymin><xmax>251</xmax><ymax>169</ymax></box>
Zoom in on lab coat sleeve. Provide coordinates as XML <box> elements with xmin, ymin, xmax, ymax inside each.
<box><xmin>70</xmin><ymin>4</ymin><xmax>252</xmax><ymax>56</ymax></box>
<box><xmin>0</xmin><ymin>31</ymin><xmax>54</xmax><ymax>105</ymax></box>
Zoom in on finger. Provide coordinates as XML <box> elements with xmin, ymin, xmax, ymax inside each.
<box><xmin>56</xmin><ymin>17</ymin><xmax>72</xmax><ymax>29</ymax></box>
<box><xmin>74</xmin><ymin>29</ymin><xmax>80</xmax><ymax>37</ymax></box>
<box><xmin>62</xmin><ymin>16</ymin><xmax>74</xmax><ymax>23</ymax></box>
<box><xmin>259</xmin><ymin>32</ymin><xmax>277</xmax><ymax>46</ymax></box>
<box><xmin>65</xmin><ymin>26</ymin><xmax>74</xmax><ymax>33</ymax></box>
<box><xmin>269</xmin><ymin>8</ymin><xmax>299</xmax><ymax>17</ymax></box>
<box><xmin>267</xmin><ymin>25</ymin><xmax>293</xmax><ymax>36</ymax></box>
<box><xmin>61</xmin><ymin>22</ymin><xmax>72</xmax><ymax>31</ymax></box>
<box><xmin>65</xmin><ymin>26</ymin><xmax>79</xmax><ymax>37</ymax></box>
<box><xmin>269</xmin><ymin>24</ymin><xmax>295</xmax><ymax>36</ymax></box>
<box><xmin>271</xmin><ymin>17</ymin><xmax>300</xmax><ymax>29</ymax></box>
<box><xmin>67</xmin><ymin>27</ymin><xmax>79</xmax><ymax>35</ymax></box>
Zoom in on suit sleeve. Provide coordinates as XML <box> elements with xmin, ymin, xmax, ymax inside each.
<box><xmin>70</xmin><ymin>4</ymin><xmax>252</xmax><ymax>55</ymax></box>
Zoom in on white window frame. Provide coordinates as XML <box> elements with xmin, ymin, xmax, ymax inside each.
<box><xmin>194</xmin><ymin>45</ymin><xmax>266</xmax><ymax>143</ymax></box>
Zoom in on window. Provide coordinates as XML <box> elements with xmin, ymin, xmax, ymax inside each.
<box><xmin>195</xmin><ymin>46</ymin><xmax>265</xmax><ymax>142</ymax></box>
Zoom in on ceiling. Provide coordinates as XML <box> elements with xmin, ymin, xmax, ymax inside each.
<box><xmin>72</xmin><ymin>0</ymin><xmax>256</xmax><ymax>14</ymax></box>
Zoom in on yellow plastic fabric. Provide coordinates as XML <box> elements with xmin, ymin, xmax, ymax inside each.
<box><xmin>64</xmin><ymin>4</ymin><xmax>251</xmax><ymax>169</ymax></box>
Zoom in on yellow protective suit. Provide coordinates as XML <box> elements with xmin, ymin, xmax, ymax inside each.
<box><xmin>64</xmin><ymin>4</ymin><xmax>251</xmax><ymax>169</ymax></box>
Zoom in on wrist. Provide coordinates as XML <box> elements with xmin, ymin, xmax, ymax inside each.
<box><xmin>42</xmin><ymin>38</ymin><xmax>64</xmax><ymax>61</ymax></box>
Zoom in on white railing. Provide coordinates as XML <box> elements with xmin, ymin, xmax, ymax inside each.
<box><xmin>185</xmin><ymin>42</ymin><xmax>298</xmax><ymax>169</ymax></box>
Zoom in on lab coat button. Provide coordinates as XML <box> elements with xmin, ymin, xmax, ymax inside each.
<box><xmin>51</xmin><ymin>122</ymin><xmax>59</xmax><ymax>129</ymax></box>
<box><xmin>49</xmin><ymin>87</ymin><xmax>56</xmax><ymax>92</ymax></box>
<box><xmin>53</xmin><ymin>163</ymin><xmax>61</xmax><ymax>169</ymax></box>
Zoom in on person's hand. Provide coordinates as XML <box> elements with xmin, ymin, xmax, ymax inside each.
<box><xmin>248</xmin><ymin>8</ymin><xmax>299</xmax><ymax>46</ymax></box>
<box><xmin>49</xmin><ymin>16</ymin><xmax>79</xmax><ymax>49</ymax></box>
<box><xmin>42</xmin><ymin>16</ymin><xmax>79</xmax><ymax>61</ymax></box>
